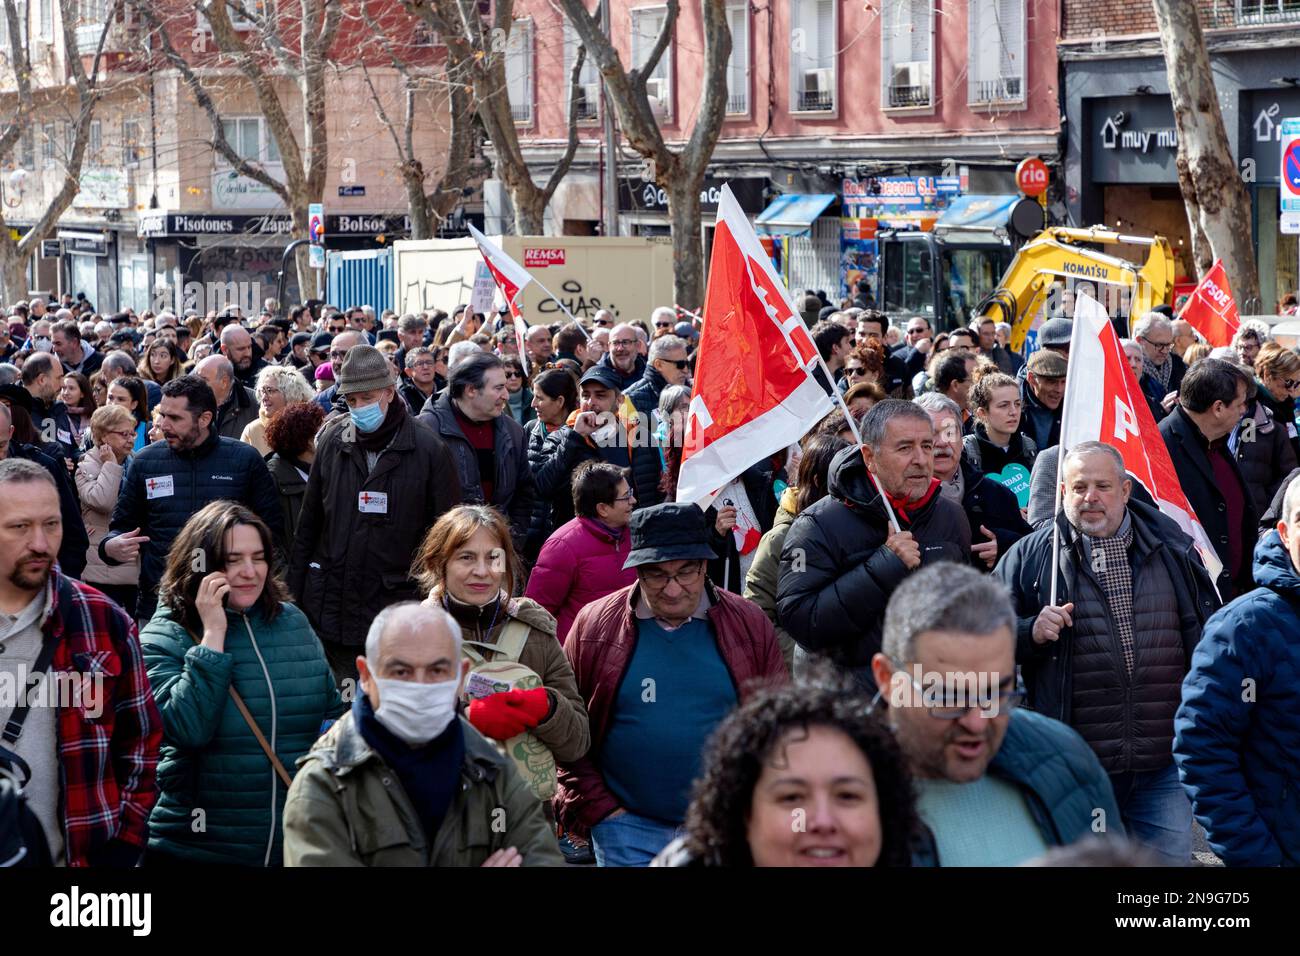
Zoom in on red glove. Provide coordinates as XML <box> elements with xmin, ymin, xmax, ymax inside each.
<box><xmin>468</xmin><ymin>688</ymin><xmax>550</xmax><ymax>741</ymax></box>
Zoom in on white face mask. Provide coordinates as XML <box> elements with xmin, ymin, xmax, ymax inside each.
<box><xmin>372</xmin><ymin>675</ymin><xmax>460</xmax><ymax>746</ymax></box>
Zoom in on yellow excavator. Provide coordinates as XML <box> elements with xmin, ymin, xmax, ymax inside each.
<box><xmin>976</xmin><ymin>226</ymin><xmax>1176</xmax><ymax>353</ymax></box>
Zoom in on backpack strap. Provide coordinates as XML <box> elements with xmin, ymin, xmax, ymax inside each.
<box><xmin>462</xmin><ymin>619</ymin><xmax>531</xmax><ymax>665</ymax></box>
<box><xmin>2</xmin><ymin>635</ymin><xmax>58</xmax><ymax>749</ymax></box>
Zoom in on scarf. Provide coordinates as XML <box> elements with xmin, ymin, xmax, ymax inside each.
<box><xmin>1082</xmin><ymin>514</ymin><xmax>1136</xmax><ymax>676</ymax></box>
<box><xmin>884</xmin><ymin>477</ymin><xmax>941</xmax><ymax>524</ymax></box>
<box><xmin>355</xmin><ymin>396</ymin><xmax>407</xmax><ymax>452</ymax></box>
<box><xmin>1142</xmin><ymin>353</ymin><xmax>1171</xmax><ymax>391</ymax></box>
<box><xmin>353</xmin><ymin>692</ymin><xmax>464</xmax><ymax>846</ymax></box>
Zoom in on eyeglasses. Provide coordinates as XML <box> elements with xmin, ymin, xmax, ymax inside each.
<box><xmin>654</xmin><ymin>322</ymin><xmax>672</xmax><ymax>329</ymax></box>
<box><xmin>329</xmin><ymin>349</ymin><xmax>349</xmax><ymax>360</ymax></box>
<box><xmin>846</xmin><ymin>366</ymin><xmax>867</xmax><ymax>377</ymax></box>
<box><xmin>1283</xmin><ymin>378</ymin><xmax>1300</xmax><ymax>391</ymax></box>
<box><xmin>612</xmin><ymin>489</ymin><xmax>635</xmax><ymax>503</ymax></box>
<box><xmin>640</xmin><ymin>563</ymin><xmax>704</xmax><ymax>589</ymax></box>
<box><xmin>594</xmin><ymin>319</ymin><xmax>613</xmax><ymax>328</ymax></box>
<box><xmin>1142</xmin><ymin>338</ymin><xmax>1173</xmax><ymax>352</ymax></box>
<box><xmin>888</xmin><ymin>663</ymin><xmax>1026</xmax><ymax>720</ymax></box>
<box><xmin>410</xmin><ymin>361</ymin><xmax>436</xmax><ymax>370</ymax></box>
<box><xmin>611</xmin><ymin>338</ymin><xmax>637</xmax><ymax>348</ymax></box>
<box><xmin>108</xmin><ymin>429</ymin><xmax>136</xmax><ymax>440</ymax></box>
<box><xmin>658</xmin><ymin>358</ymin><xmax>689</xmax><ymax>370</ymax></box>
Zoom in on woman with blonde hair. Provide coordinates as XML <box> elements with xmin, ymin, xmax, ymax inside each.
<box><xmin>241</xmin><ymin>364</ymin><xmax>316</xmax><ymax>456</ymax></box>
<box><xmin>412</xmin><ymin>504</ymin><xmax>589</xmax><ymax>794</ymax></box>
<box><xmin>76</xmin><ymin>403</ymin><xmax>141</xmax><ymax>612</ymax></box>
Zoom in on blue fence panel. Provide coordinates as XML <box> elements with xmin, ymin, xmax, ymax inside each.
<box><xmin>326</xmin><ymin>248</ymin><xmax>393</xmax><ymax>313</ymax></box>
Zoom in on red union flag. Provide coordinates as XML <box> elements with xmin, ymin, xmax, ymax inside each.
<box><xmin>1062</xmin><ymin>294</ymin><xmax>1223</xmax><ymax>584</ymax></box>
<box><xmin>468</xmin><ymin>223</ymin><xmax>533</xmax><ymax>373</ymax></box>
<box><xmin>676</xmin><ymin>184</ymin><xmax>833</xmax><ymax>509</ymax></box>
<box><xmin>1177</xmin><ymin>259</ymin><xmax>1240</xmax><ymax>348</ymax></box>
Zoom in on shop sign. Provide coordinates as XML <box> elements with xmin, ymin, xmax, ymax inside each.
<box><xmin>1087</xmin><ymin>96</ymin><xmax>1179</xmax><ymax>185</ymax></box>
<box><xmin>841</xmin><ymin>176</ymin><xmax>962</xmax><ymax>208</ymax></box>
<box><xmin>212</xmin><ymin>167</ymin><xmax>286</xmax><ymax>210</ymax></box>
<box><xmin>74</xmin><ymin>167</ymin><xmax>129</xmax><ymax>209</ymax></box>
<box><xmin>617</xmin><ymin>176</ymin><xmax>766</xmax><ymax>214</ymax></box>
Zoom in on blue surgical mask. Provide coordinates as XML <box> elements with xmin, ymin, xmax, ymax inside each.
<box><xmin>350</xmin><ymin>400</ymin><xmax>385</xmax><ymax>432</ymax></box>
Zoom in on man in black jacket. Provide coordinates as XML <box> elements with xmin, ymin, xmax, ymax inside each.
<box><xmin>777</xmin><ymin>400</ymin><xmax>970</xmax><ymax>684</ymax></box>
<box><xmin>1159</xmin><ymin>358</ymin><xmax>1255</xmax><ymax>599</ymax></box>
<box><xmin>916</xmin><ymin>393</ymin><xmax>1029</xmax><ymax>570</ymax></box>
<box><xmin>994</xmin><ymin>441</ymin><xmax>1219</xmax><ymax>865</ymax></box>
<box><xmin>195</xmin><ymin>355</ymin><xmax>258</xmax><ymax>441</ymax></box>
<box><xmin>0</xmin><ymin>400</ymin><xmax>88</xmax><ymax>579</ymax></box>
<box><xmin>99</xmin><ymin>376</ymin><xmax>283</xmax><ymax>621</ymax></box>
<box><xmin>290</xmin><ymin>346</ymin><xmax>461</xmax><ymax>683</ymax></box>
<box><xmin>21</xmin><ymin>352</ymin><xmax>78</xmax><ymax>461</ymax></box>
<box><xmin>1134</xmin><ymin>313</ymin><xmax>1186</xmax><ymax>420</ymax></box>
<box><xmin>415</xmin><ymin>351</ymin><xmax>534</xmax><ymax>554</ymax></box>
<box><xmin>624</xmin><ymin>334</ymin><xmax>689</xmax><ymax>421</ymax></box>
<box><xmin>597</xmin><ymin>324</ymin><xmax>646</xmax><ymax>391</ymax></box>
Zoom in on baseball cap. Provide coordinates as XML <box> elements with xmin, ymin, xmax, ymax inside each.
<box><xmin>309</xmin><ymin>331</ymin><xmax>333</xmax><ymax>354</ymax></box>
<box><xmin>578</xmin><ymin>365</ymin><xmax>622</xmax><ymax>391</ymax></box>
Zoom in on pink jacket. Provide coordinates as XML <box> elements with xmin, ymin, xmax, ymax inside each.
<box><xmin>524</xmin><ymin>517</ymin><xmax>637</xmax><ymax>643</ymax></box>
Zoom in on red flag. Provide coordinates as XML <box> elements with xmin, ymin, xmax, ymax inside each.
<box><xmin>676</xmin><ymin>185</ymin><xmax>833</xmax><ymax>509</ymax></box>
<box><xmin>468</xmin><ymin>224</ymin><xmax>533</xmax><ymax>374</ymax></box>
<box><xmin>1062</xmin><ymin>294</ymin><xmax>1223</xmax><ymax>585</ymax></box>
<box><xmin>1176</xmin><ymin>259</ymin><xmax>1240</xmax><ymax>348</ymax></box>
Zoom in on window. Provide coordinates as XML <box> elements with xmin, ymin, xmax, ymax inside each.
<box><xmin>969</xmin><ymin>0</ymin><xmax>1024</xmax><ymax>104</ymax></box>
<box><xmin>564</xmin><ymin>21</ymin><xmax>600</xmax><ymax>123</ymax></box>
<box><xmin>20</xmin><ymin>128</ymin><xmax>34</xmax><ymax>170</ymax></box>
<box><xmin>122</xmin><ymin>119</ymin><xmax>141</xmax><ymax>166</ymax></box>
<box><xmin>790</xmin><ymin>0</ymin><xmax>835</xmax><ymax>113</ymax></box>
<box><xmin>1238</xmin><ymin>0</ymin><xmax>1300</xmax><ymax>23</ymax></box>
<box><xmin>882</xmin><ymin>0</ymin><xmax>933</xmax><ymax>109</ymax></box>
<box><xmin>79</xmin><ymin>0</ymin><xmax>109</xmax><ymax>24</ymax></box>
<box><xmin>2</xmin><ymin>1</ymin><xmax>30</xmax><ymax>49</ymax></box>
<box><xmin>197</xmin><ymin>0</ymin><xmax>269</xmax><ymax>32</ymax></box>
<box><xmin>504</xmin><ymin>18</ymin><xmax>534</xmax><ymax>124</ymax></box>
<box><xmin>725</xmin><ymin>3</ymin><xmax>749</xmax><ymax>115</ymax></box>
<box><xmin>38</xmin><ymin>0</ymin><xmax>50</xmax><ymax>40</ymax></box>
<box><xmin>217</xmin><ymin>117</ymin><xmax>281</xmax><ymax>166</ymax></box>
<box><xmin>631</xmin><ymin>6</ymin><xmax>673</xmax><ymax>121</ymax></box>
<box><xmin>41</xmin><ymin>123</ymin><xmax>55</xmax><ymax>167</ymax></box>
<box><xmin>89</xmin><ymin>119</ymin><xmax>102</xmax><ymax>159</ymax></box>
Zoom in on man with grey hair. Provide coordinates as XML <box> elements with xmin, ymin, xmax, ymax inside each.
<box><xmin>1175</xmin><ymin>477</ymin><xmax>1300</xmax><ymax>865</ymax></box>
<box><xmin>777</xmin><ymin>399</ymin><xmax>970</xmax><ymax>685</ymax></box>
<box><xmin>872</xmin><ymin>563</ymin><xmax>1121</xmax><ymax>865</ymax></box>
<box><xmin>0</xmin><ymin>362</ymin><xmax>18</xmax><ymax>386</ymax></box>
<box><xmin>196</xmin><ymin>354</ymin><xmax>257</xmax><ymax>441</ymax></box>
<box><xmin>523</xmin><ymin>324</ymin><xmax>553</xmax><ymax>368</ymax></box>
<box><xmin>447</xmin><ymin>339</ymin><xmax>481</xmax><ymax>371</ymax></box>
<box><xmin>283</xmin><ymin>601</ymin><xmax>562</xmax><ymax>867</ymax></box>
<box><xmin>625</xmin><ymin>334</ymin><xmax>689</xmax><ymax>421</ymax></box>
<box><xmin>1133</xmin><ymin>312</ymin><xmax>1185</xmax><ymax>417</ymax></box>
<box><xmin>994</xmin><ymin>441</ymin><xmax>1218</xmax><ymax>864</ymax></box>
<box><xmin>313</xmin><ymin>329</ymin><xmax>366</xmax><ymax>415</ymax></box>
<box><xmin>649</xmin><ymin>305</ymin><xmax>677</xmax><ymax>338</ymax></box>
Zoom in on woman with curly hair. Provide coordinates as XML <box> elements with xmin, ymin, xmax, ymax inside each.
<box><xmin>265</xmin><ymin>401</ymin><xmax>326</xmax><ymax>552</ymax></box>
<box><xmin>242</xmin><ymin>364</ymin><xmax>316</xmax><ymax>456</ymax></box>
<box><xmin>653</xmin><ymin>671</ymin><xmax>918</xmax><ymax>867</ymax></box>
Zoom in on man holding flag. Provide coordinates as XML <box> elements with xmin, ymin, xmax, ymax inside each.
<box><xmin>993</xmin><ymin>293</ymin><xmax>1221</xmax><ymax>864</ymax></box>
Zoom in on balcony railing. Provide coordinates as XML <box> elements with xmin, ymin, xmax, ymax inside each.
<box><xmin>510</xmin><ymin>102</ymin><xmax>532</xmax><ymax>124</ymax></box>
<box><xmin>1237</xmin><ymin>0</ymin><xmax>1300</xmax><ymax>23</ymax></box>
<box><xmin>972</xmin><ymin>76</ymin><xmax>1023</xmax><ymax>103</ymax></box>
<box><xmin>796</xmin><ymin>89</ymin><xmax>834</xmax><ymax>112</ymax></box>
<box><xmin>888</xmin><ymin>84</ymin><xmax>931</xmax><ymax>108</ymax></box>
<box><xmin>726</xmin><ymin>92</ymin><xmax>748</xmax><ymax>114</ymax></box>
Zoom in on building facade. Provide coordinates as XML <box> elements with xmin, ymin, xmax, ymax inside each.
<box><xmin>1061</xmin><ymin>0</ymin><xmax>1300</xmax><ymax>312</ymax></box>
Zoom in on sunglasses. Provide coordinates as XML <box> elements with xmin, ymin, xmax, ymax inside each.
<box><xmin>846</xmin><ymin>366</ymin><xmax>867</xmax><ymax>376</ymax></box>
<box><xmin>505</xmin><ymin>370</ymin><xmax>523</xmax><ymax>379</ymax></box>
<box><xmin>1284</xmin><ymin>378</ymin><xmax>1300</xmax><ymax>391</ymax></box>
<box><xmin>658</xmin><ymin>358</ymin><xmax>689</xmax><ymax>370</ymax></box>
<box><xmin>654</xmin><ymin>322</ymin><xmax>672</xmax><ymax>328</ymax></box>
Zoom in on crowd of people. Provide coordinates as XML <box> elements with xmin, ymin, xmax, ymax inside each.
<box><xmin>1</xmin><ymin>289</ymin><xmax>1297</xmax><ymax>870</ymax></box>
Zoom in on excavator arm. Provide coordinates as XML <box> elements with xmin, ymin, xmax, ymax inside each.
<box><xmin>977</xmin><ymin>227</ymin><xmax>1175</xmax><ymax>353</ymax></box>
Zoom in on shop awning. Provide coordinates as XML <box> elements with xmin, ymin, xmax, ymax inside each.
<box><xmin>755</xmin><ymin>193</ymin><xmax>836</xmax><ymax>237</ymax></box>
<box><xmin>934</xmin><ymin>194</ymin><xmax>1019</xmax><ymax>230</ymax></box>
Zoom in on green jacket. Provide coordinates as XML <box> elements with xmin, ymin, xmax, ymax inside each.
<box><xmin>283</xmin><ymin>713</ymin><xmax>564</xmax><ymax>867</ymax></box>
<box><xmin>744</xmin><ymin>487</ymin><xmax>798</xmax><ymax>672</ymax></box>
<box><xmin>141</xmin><ymin>602</ymin><xmax>344</xmax><ymax>865</ymax></box>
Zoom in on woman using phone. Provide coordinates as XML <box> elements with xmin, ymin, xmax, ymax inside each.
<box><xmin>140</xmin><ymin>501</ymin><xmax>343</xmax><ymax>866</ymax></box>
<box><xmin>60</xmin><ymin>371</ymin><xmax>96</xmax><ymax>447</ymax></box>
<box><xmin>76</xmin><ymin>404</ymin><xmax>141</xmax><ymax>613</ymax></box>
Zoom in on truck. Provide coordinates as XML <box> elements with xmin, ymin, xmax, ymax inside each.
<box><xmin>390</xmin><ymin>235</ymin><xmax>676</xmax><ymax>323</ymax></box>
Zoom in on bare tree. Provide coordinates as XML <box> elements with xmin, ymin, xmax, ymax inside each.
<box><xmin>0</xmin><ymin>0</ymin><xmax>121</xmax><ymax>301</ymax></box>
<box><xmin>357</xmin><ymin>7</ymin><xmax>484</xmax><ymax>240</ymax></box>
<box><xmin>401</xmin><ymin>0</ymin><xmax>584</xmax><ymax>235</ymax></box>
<box><xmin>557</xmin><ymin>0</ymin><xmax>729</xmax><ymax>310</ymax></box>
<box><xmin>1151</xmin><ymin>0</ymin><xmax>1259</xmax><ymax>304</ymax></box>
<box><xmin>137</xmin><ymin>0</ymin><xmax>342</xmax><ymax>299</ymax></box>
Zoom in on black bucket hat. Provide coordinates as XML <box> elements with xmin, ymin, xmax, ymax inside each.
<box><xmin>623</xmin><ymin>502</ymin><xmax>718</xmax><ymax>570</ymax></box>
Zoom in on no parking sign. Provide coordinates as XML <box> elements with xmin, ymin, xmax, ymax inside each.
<box><xmin>1281</xmin><ymin>118</ymin><xmax>1300</xmax><ymax>234</ymax></box>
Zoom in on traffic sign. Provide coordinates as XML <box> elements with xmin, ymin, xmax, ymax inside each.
<box><xmin>308</xmin><ymin>202</ymin><xmax>325</xmax><ymax>243</ymax></box>
<box><xmin>1015</xmin><ymin>157</ymin><xmax>1050</xmax><ymax>198</ymax></box>
<box><xmin>1281</xmin><ymin>119</ymin><xmax>1300</xmax><ymax>214</ymax></box>
<box><xmin>309</xmin><ymin>244</ymin><xmax>325</xmax><ymax>269</ymax></box>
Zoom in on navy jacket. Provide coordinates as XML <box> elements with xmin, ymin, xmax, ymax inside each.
<box><xmin>911</xmin><ymin>709</ymin><xmax>1125</xmax><ymax>865</ymax></box>
<box><xmin>596</xmin><ymin>352</ymin><xmax>646</xmax><ymax>392</ymax></box>
<box><xmin>100</xmin><ymin>426</ymin><xmax>284</xmax><ymax>618</ymax></box>
<box><xmin>1174</xmin><ymin>532</ymin><xmax>1300</xmax><ymax>866</ymax></box>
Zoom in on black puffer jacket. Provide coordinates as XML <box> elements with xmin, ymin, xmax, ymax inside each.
<box><xmin>523</xmin><ymin>417</ymin><xmax>566</xmax><ymax>562</ymax></box>
<box><xmin>776</xmin><ymin>444</ymin><xmax>971</xmax><ymax>671</ymax></box>
<box><xmin>215</xmin><ymin>386</ymin><xmax>258</xmax><ymax>441</ymax></box>
<box><xmin>958</xmin><ymin>458</ymin><xmax>1031</xmax><ymax>568</ymax></box>
<box><xmin>1234</xmin><ymin>396</ymin><xmax>1297</xmax><ymax>516</ymax></box>
<box><xmin>100</xmin><ymin>426</ymin><xmax>283</xmax><ymax>619</ymax></box>
<box><xmin>533</xmin><ymin>416</ymin><xmax>663</xmax><ymax>519</ymax></box>
<box><xmin>962</xmin><ymin>422</ymin><xmax>1038</xmax><ymax>476</ymax></box>
<box><xmin>416</xmin><ymin>392</ymin><xmax>536</xmax><ymax>553</ymax></box>
<box><xmin>597</xmin><ymin>352</ymin><xmax>646</xmax><ymax>392</ymax></box>
<box><xmin>624</xmin><ymin>364</ymin><xmax>669</xmax><ymax>422</ymax></box>
<box><xmin>994</xmin><ymin>501</ymin><xmax>1219</xmax><ymax>775</ymax></box>
<box><xmin>289</xmin><ymin>405</ymin><xmax>462</xmax><ymax>647</ymax></box>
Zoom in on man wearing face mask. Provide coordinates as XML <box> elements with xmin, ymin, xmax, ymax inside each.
<box><xmin>289</xmin><ymin>345</ymin><xmax>461</xmax><ymax>684</ymax></box>
<box><xmin>283</xmin><ymin>602</ymin><xmax>563</xmax><ymax>866</ymax></box>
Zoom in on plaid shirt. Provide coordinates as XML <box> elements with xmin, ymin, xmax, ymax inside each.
<box><xmin>43</xmin><ymin>570</ymin><xmax>162</xmax><ymax>866</ymax></box>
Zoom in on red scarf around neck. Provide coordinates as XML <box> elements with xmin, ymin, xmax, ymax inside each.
<box><xmin>883</xmin><ymin>477</ymin><xmax>941</xmax><ymax>523</ymax></box>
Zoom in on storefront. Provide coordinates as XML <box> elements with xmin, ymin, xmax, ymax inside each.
<box><xmin>616</xmin><ymin>175</ymin><xmax>767</xmax><ymax>239</ymax></box>
<box><xmin>138</xmin><ymin>211</ymin><xmax>413</xmax><ymax>313</ymax></box>
<box><xmin>1238</xmin><ymin>87</ymin><xmax>1300</xmax><ymax>314</ymax></box>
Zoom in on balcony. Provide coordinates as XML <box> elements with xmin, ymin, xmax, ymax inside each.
<box><xmin>1237</xmin><ymin>0</ymin><xmax>1300</xmax><ymax>23</ymax></box>
<box><xmin>971</xmin><ymin>76</ymin><xmax>1024</xmax><ymax>104</ymax></box>
<box><xmin>726</xmin><ymin>92</ymin><xmax>748</xmax><ymax>115</ymax></box>
<box><xmin>888</xmin><ymin>84</ymin><xmax>931</xmax><ymax>108</ymax></box>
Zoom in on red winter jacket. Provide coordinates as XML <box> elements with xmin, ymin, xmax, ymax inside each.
<box><xmin>523</xmin><ymin>517</ymin><xmax>637</xmax><ymax>643</ymax></box>
<box><xmin>553</xmin><ymin>581</ymin><xmax>788</xmax><ymax>834</ymax></box>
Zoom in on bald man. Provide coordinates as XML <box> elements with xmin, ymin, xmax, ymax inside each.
<box><xmin>220</xmin><ymin>323</ymin><xmax>266</xmax><ymax>388</ymax></box>
<box><xmin>597</xmin><ymin>323</ymin><xmax>647</xmax><ymax>391</ymax></box>
<box><xmin>196</xmin><ymin>354</ymin><xmax>258</xmax><ymax>440</ymax></box>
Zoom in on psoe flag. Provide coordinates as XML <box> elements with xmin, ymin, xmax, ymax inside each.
<box><xmin>467</xmin><ymin>223</ymin><xmax>533</xmax><ymax>374</ymax></box>
<box><xmin>1061</xmin><ymin>293</ymin><xmax>1224</xmax><ymax>585</ymax></box>
<box><xmin>1176</xmin><ymin>259</ymin><xmax>1241</xmax><ymax>348</ymax></box>
<box><xmin>676</xmin><ymin>184</ymin><xmax>834</xmax><ymax>510</ymax></box>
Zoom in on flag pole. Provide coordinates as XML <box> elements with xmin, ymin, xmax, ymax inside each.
<box><xmin>1049</xmin><ymin>292</ymin><xmax>1095</xmax><ymax>607</ymax></box>
<box><xmin>808</xmin><ymin>348</ymin><xmax>901</xmax><ymax>534</ymax></box>
<box><xmin>523</xmin><ymin>277</ymin><xmax>591</xmax><ymax>340</ymax></box>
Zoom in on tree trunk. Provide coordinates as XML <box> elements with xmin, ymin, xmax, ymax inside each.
<box><xmin>404</xmin><ymin>159</ymin><xmax>434</xmax><ymax>241</ymax></box>
<box><xmin>0</xmin><ymin>241</ymin><xmax>26</xmax><ymax>303</ymax></box>
<box><xmin>667</xmin><ymin>176</ymin><xmax>704</xmax><ymax>309</ymax></box>
<box><xmin>514</xmin><ymin>188</ymin><xmax>547</xmax><ymax>236</ymax></box>
<box><xmin>1152</xmin><ymin>0</ymin><xmax>1260</xmax><ymax>304</ymax></box>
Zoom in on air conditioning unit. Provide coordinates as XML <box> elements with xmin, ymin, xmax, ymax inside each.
<box><xmin>803</xmin><ymin>68</ymin><xmax>833</xmax><ymax>95</ymax></box>
<box><xmin>645</xmin><ymin>77</ymin><xmax>669</xmax><ymax>116</ymax></box>
<box><xmin>890</xmin><ymin>60</ymin><xmax>931</xmax><ymax>106</ymax></box>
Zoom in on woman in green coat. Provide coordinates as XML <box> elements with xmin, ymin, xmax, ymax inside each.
<box><xmin>141</xmin><ymin>500</ymin><xmax>344</xmax><ymax>866</ymax></box>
